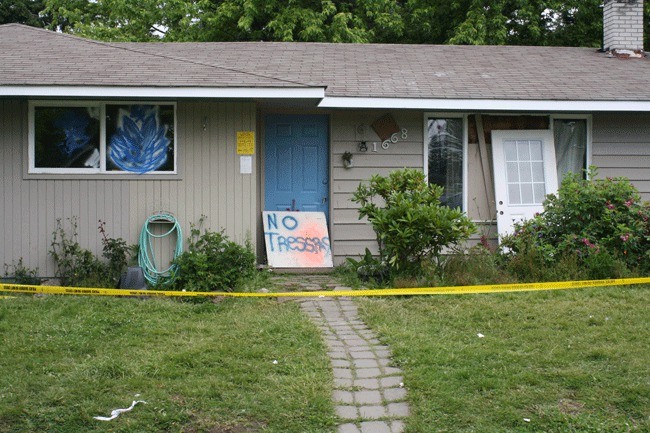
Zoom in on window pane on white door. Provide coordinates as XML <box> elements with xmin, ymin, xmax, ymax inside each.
<box><xmin>517</xmin><ymin>141</ymin><xmax>530</xmax><ymax>160</ymax></box>
<box><xmin>508</xmin><ymin>184</ymin><xmax>521</xmax><ymax>204</ymax></box>
<box><xmin>504</xmin><ymin>139</ymin><xmax>548</xmax><ymax>206</ymax></box>
<box><xmin>530</xmin><ymin>141</ymin><xmax>543</xmax><ymax>160</ymax></box>
<box><xmin>534</xmin><ymin>183</ymin><xmax>546</xmax><ymax>203</ymax></box>
<box><xmin>521</xmin><ymin>183</ymin><xmax>534</xmax><ymax>204</ymax></box>
<box><xmin>520</xmin><ymin>162</ymin><xmax>532</xmax><ymax>182</ymax></box>
<box><xmin>532</xmin><ymin>162</ymin><xmax>544</xmax><ymax>182</ymax></box>
<box><xmin>507</xmin><ymin>162</ymin><xmax>519</xmax><ymax>182</ymax></box>
<box><xmin>504</xmin><ymin>141</ymin><xmax>517</xmax><ymax>161</ymax></box>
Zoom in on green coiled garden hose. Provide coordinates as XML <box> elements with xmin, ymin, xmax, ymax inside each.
<box><xmin>138</xmin><ymin>213</ymin><xmax>183</xmax><ymax>286</ymax></box>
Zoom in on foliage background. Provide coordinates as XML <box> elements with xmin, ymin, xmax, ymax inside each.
<box><xmin>2</xmin><ymin>0</ymin><xmax>649</xmax><ymax>50</ymax></box>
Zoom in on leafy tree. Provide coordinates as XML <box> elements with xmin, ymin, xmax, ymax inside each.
<box><xmin>40</xmin><ymin>0</ymin><xmax>650</xmax><ymax>50</ymax></box>
<box><xmin>179</xmin><ymin>0</ymin><xmax>386</xmax><ymax>42</ymax></box>
<box><xmin>399</xmin><ymin>0</ymin><xmax>472</xmax><ymax>44</ymax></box>
<box><xmin>1</xmin><ymin>0</ymin><xmax>49</xmax><ymax>27</ymax></box>
<box><xmin>448</xmin><ymin>0</ymin><xmax>605</xmax><ymax>47</ymax></box>
<box><xmin>44</xmin><ymin>0</ymin><xmax>194</xmax><ymax>40</ymax></box>
<box><xmin>43</xmin><ymin>0</ymin><xmax>405</xmax><ymax>42</ymax></box>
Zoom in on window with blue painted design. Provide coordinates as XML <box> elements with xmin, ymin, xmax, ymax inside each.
<box><xmin>33</xmin><ymin>106</ymin><xmax>101</xmax><ymax>170</ymax></box>
<box><xmin>30</xmin><ymin>102</ymin><xmax>176</xmax><ymax>175</ymax></box>
<box><xmin>106</xmin><ymin>105</ymin><xmax>175</xmax><ymax>173</ymax></box>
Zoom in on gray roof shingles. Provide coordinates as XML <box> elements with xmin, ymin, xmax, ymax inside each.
<box><xmin>0</xmin><ymin>24</ymin><xmax>308</xmax><ymax>88</ymax></box>
<box><xmin>1</xmin><ymin>23</ymin><xmax>649</xmax><ymax>101</ymax></box>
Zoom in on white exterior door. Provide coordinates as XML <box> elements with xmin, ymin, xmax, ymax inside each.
<box><xmin>492</xmin><ymin>130</ymin><xmax>558</xmax><ymax>240</ymax></box>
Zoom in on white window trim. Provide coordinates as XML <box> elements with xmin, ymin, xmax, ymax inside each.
<box><xmin>28</xmin><ymin>100</ymin><xmax>178</xmax><ymax>175</ymax></box>
<box><xmin>423</xmin><ymin>113</ymin><xmax>469</xmax><ymax>212</ymax></box>
<box><xmin>550</xmin><ymin>114</ymin><xmax>592</xmax><ymax>179</ymax></box>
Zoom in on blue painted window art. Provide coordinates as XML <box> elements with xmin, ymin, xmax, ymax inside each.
<box><xmin>34</xmin><ymin>106</ymin><xmax>100</xmax><ymax>169</ymax></box>
<box><xmin>106</xmin><ymin>105</ymin><xmax>175</xmax><ymax>173</ymax></box>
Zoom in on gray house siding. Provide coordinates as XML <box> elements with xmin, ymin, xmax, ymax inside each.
<box><xmin>2</xmin><ymin>100</ymin><xmax>650</xmax><ymax>274</ymax></box>
<box><xmin>329</xmin><ymin>110</ymin><xmax>424</xmax><ymax>264</ymax></box>
<box><xmin>592</xmin><ymin>112</ymin><xmax>650</xmax><ymax>201</ymax></box>
<box><xmin>0</xmin><ymin>99</ymin><xmax>257</xmax><ymax>277</ymax></box>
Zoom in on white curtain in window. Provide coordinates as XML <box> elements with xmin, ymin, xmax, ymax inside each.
<box><xmin>554</xmin><ymin>119</ymin><xmax>587</xmax><ymax>184</ymax></box>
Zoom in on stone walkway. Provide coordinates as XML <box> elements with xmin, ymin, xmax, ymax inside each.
<box><xmin>273</xmin><ymin>274</ymin><xmax>409</xmax><ymax>433</ymax></box>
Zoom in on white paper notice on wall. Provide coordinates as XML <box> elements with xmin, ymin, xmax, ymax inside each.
<box><xmin>263</xmin><ymin>211</ymin><xmax>333</xmax><ymax>268</ymax></box>
<box><xmin>240</xmin><ymin>156</ymin><xmax>252</xmax><ymax>174</ymax></box>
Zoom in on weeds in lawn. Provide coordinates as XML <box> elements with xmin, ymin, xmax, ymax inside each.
<box><xmin>98</xmin><ymin>219</ymin><xmax>137</xmax><ymax>285</ymax></box>
<box><xmin>2</xmin><ymin>258</ymin><xmax>40</xmax><ymax>285</ymax></box>
<box><xmin>50</xmin><ymin>217</ymin><xmax>107</xmax><ymax>287</ymax></box>
<box><xmin>50</xmin><ymin>217</ymin><xmax>135</xmax><ymax>287</ymax></box>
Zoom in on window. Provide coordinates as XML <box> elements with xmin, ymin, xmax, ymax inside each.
<box><xmin>30</xmin><ymin>101</ymin><xmax>176</xmax><ymax>175</ymax></box>
<box><xmin>426</xmin><ymin>116</ymin><xmax>465</xmax><ymax>209</ymax></box>
<box><xmin>553</xmin><ymin>117</ymin><xmax>589</xmax><ymax>184</ymax></box>
<box><xmin>503</xmin><ymin>139</ymin><xmax>546</xmax><ymax>205</ymax></box>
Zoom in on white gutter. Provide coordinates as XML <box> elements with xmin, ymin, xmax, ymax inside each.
<box><xmin>319</xmin><ymin>97</ymin><xmax>650</xmax><ymax>112</ymax></box>
<box><xmin>0</xmin><ymin>86</ymin><xmax>325</xmax><ymax>99</ymax></box>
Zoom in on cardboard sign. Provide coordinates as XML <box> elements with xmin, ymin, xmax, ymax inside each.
<box><xmin>263</xmin><ymin>211</ymin><xmax>333</xmax><ymax>268</ymax></box>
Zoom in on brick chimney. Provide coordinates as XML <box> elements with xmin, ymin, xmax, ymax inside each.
<box><xmin>603</xmin><ymin>0</ymin><xmax>644</xmax><ymax>53</ymax></box>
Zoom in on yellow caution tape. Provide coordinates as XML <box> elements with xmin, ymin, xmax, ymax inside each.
<box><xmin>1</xmin><ymin>277</ymin><xmax>649</xmax><ymax>298</ymax></box>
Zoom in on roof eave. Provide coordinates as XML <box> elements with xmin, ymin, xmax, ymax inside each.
<box><xmin>318</xmin><ymin>97</ymin><xmax>650</xmax><ymax>112</ymax></box>
<box><xmin>0</xmin><ymin>85</ymin><xmax>326</xmax><ymax>100</ymax></box>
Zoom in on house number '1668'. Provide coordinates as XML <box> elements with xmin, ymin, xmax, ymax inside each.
<box><xmin>361</xmin><ymin>128</ymin><xmax>408</xmax><ymax>152</ymax></box>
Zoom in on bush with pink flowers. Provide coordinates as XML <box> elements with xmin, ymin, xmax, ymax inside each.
<box><xmin>501</xmin><ymin>169</ymin><xmax>650</xmax><ymax>279</ymax></box>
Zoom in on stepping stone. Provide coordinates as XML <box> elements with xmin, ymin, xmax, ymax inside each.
<box><xmin>288</xmin><ymin>275</ymin><xmax>409</xmax><ymax>431</ymax></box>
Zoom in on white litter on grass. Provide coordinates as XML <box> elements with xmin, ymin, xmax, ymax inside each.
<box><xmin>272</xmin><ymin>360</ymin><xmax>278</xmax><ymax>365</ymax></box>
<box><xmin>477</xmin><ymin>333</ymin><xmax>485</xmax><ymax>338</ymax></box>
<box><xmin>524</xmin><ymin>418</ymin><xmax>531</xmax><ymax>422</ymax></box>
<box><xmin>94</xmin><ymin>400</ymin><xmax>147</xmax><ymax>421</ymax></box>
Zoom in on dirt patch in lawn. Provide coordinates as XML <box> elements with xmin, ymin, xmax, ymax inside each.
<box><xmin>558</xmin><ymin>398</ymin><xmax>585</xmax><ymax>416</ymax></box>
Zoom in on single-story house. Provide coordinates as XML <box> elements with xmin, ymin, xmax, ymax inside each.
<box><xmin>1</xmin><ymin>0</ymin><xmax>649</xmax><ymax>276</ymax></box>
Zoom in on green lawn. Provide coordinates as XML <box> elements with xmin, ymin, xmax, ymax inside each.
<box><xmin>0</xmin><ymin>296</ymin><xmax>336</xmax><ymax>433</ymax></box>
<box><xmin>2</xmin><ymin>285</ymin><xmax>648</xmax><ymax>433</ymax></box>
<box><xmin>357</xmin><ymin>286</ymin><xmax>650</xmax><ymax>433</ymax></box>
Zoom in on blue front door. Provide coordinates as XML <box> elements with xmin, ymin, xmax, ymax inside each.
<box><xmin>264</xmin><ymin>114</ymin><xmax>329</xmax><ymax>217</ymax></box>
